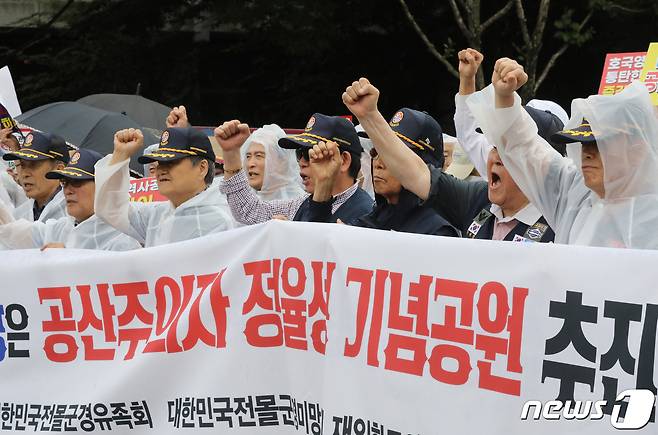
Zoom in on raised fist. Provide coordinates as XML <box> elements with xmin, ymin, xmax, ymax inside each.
<box><xmin>166</xmin><ymin>106</ymin><xmax>190</xmax><ymax>128</ymax></box>
<box><xmin>309</xmin><ymin>141</ymin><xmax>342</xmax><ymax>183</ymax></box>
<box><xmin>342</xmin><ymin>77</ymin><xmax>380</xmax><ymax>119</ymax></box>
<box><xmin>458</xmin><ymin>48</ymin><xmax>483</xmax><ymax>80</ymax></box>
<box><xmin>113</xmin><ymin>128</ymin><xmax>144</xmax><ymax>159</ymax></box>
<box><xmin>214</xmin><ymin>120</ymin><xmax>251</xmax><ymax>152</ymax></box>
<box><xmin>0</xmin><ymin>128</ymin><xmax>19</xmax><ymax>152</ymax></box>
<box><xmin>492</xmin><ymin>58</ymin><xmax>528</xmax><ymax>98</ymax></box>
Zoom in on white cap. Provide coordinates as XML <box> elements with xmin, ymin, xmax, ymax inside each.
<box><xmin>527</xmin><ymin>99</ymin><xmax>570</xmax><ymax>126</ymax></box>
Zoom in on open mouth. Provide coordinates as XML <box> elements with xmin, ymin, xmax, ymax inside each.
<box><xmin>248</xmin><ymin>171</ymin><xmax>259</xmax><ymax>178</ymax></box>
<box><xmin>489</xmin><ymin>172</ymin><xmax>501</xmax><ymax>189</ymax></box>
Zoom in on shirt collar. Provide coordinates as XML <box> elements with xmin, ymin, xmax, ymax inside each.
<box><xmin>489</xmin><ymin>202</ymin><xmax>542</xmax><ymax>226</ymax></box>
<box><xmin>333</xmin><ymin>182</ymin><xmax>359</xmax><ymax>202</ymax></box>
<box><xmin>33</xmin><ymin>186</ymin><xmax>62</xmax><ymax>219</ymax></box>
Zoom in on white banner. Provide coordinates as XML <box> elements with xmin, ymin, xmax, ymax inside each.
<box><xmin>0</xmin><ymin>221</ymin><xmax>656</xmax><ymax>434</ymax></box>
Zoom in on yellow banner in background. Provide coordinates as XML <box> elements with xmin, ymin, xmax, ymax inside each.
<box><xmin>639</xmin><ymin>42</ymin><xmax>658</xmax><ymax>105</ymax></box>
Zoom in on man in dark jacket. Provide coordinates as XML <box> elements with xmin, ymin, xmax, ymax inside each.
<box><xmin>216</xmin><ymin>114</ymin><xmax>373</xmax><ymax>224</ymax></box>
<box><xmin>307</xmin><ymin>108</ymin><xmax>459</xmax><ymax>237</ymax></box>
<box><xmin>341</xmin><ymin>78</ymin><xmax>558</xmax><ymax>243</ymax></box>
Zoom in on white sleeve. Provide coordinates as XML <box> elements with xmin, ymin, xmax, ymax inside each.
<box><xmin>454</xmin><ymin>93</ymin><xmax>493</xmax><ymax>180</ymax></box>
<box><xmin>93</xmin><ymin>155</ymin><xmax>149</xmax><ymax>244</ymax></box>
<box><xmin>0</xmin><ymin>215</ymin><xmax>49</xmax><ymax>249</ymax></box>
<box><xmin>466</xmin><ymin>85</ymin><xmax>582</xmax><ymax>228</ymax></box>
<box><xmin>1</xmin><ymin>171</ymin><xmax>27</xmax><ymax>208</ymax></box>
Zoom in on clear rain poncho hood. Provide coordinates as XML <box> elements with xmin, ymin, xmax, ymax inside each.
<box><xmin>467</xmin><ymin>80</ymin><xmax>658</xmax><ymax>249</ymax></box>
<box><xmin>240</xmin><ymin>124</ymin><xmax>304</xmax><ymax>201</ymax></box>
<box><xmin>559</xmin><ymin>81</ymin><xmax>658</xmax><ymax>248</ymax></box>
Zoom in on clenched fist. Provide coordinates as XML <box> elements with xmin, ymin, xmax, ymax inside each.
<box><xmin>214</xmin><ymin>120</ymin><xmax>251</xmax><ymax>152</ymax></box>
<box><xmin>113</xmin><ymin>128</ymin><xmax>144</xmax><ymax>162</ymax></box>
<box><xmin>458</xmin><ymin>48</ymin><xmax>483</xmax><ymax>80</ymax></box>
<box><xmin>166</xmin><ymin>106</ymin><xmax>190</xmax><ymax>128</ymax></box>
<box><xmin>342</xmin><ymin>77</ymin><xmax>380</xmax><ymax>119</ymax></box>
<box><xmin>492</xmin><ymin>58</ymin><xmax>528</xmax><ymax>98</ymax></box>
<box><xmin>309</xmin><ymin>141</ymin><xmax>342</xmax><ymax>183</ymax></box>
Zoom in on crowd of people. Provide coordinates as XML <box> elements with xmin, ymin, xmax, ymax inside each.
<box><xmin>1</xmin><ymin>49</ymin><xmax>657</xmax><ymax>251</ymax></box>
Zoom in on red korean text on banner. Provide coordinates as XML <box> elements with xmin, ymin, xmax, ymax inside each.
<box><xmin>130</xmin><ymin>177</ymin><xmax>167</xmax><ymax>203</ymax></box>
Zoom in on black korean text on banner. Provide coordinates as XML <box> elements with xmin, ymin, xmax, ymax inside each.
<box><xmin>543</xmin><ymin>290</ymin><xmax>657</xmax><ymax>423</ymax></box>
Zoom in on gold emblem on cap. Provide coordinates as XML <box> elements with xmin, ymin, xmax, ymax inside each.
<box><xmin>305</xmin><ymin>116</ymin><xmax>316</xmax><ymax>131</ymax></box>
<box><xmin>24</xmin><ymin>133</ymin><xmax>33</xmax><ymax>147</ymax></box>
<box><xmin>390</xmin><ymin>111</ymin><xmax>404</xmax><ymax>127</ymax></box>
<box><xmin>160</xmin><ymin>131</ymin><xmax>170</xmax><ymax>146</ymax></box>
<box><xmin>70</xmin><ymin>151</ymin><xmax>81</xmax><ymax>164</ymax></box>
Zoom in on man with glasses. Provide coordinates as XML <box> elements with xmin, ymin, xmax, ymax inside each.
<box><xmin>308</xmin><ymin>108</ymin><xmax>459</xmax><ymax>236</ymax></box>
<box><xmin>2</xmin><ymin>131</ymin><xmax>69</xmax><ymax>222</ymax></box>
<box><xmin>0</xmin><ymin>148</ymin><xmax>141</xmax><ymax>250</ymax></box>
<box><xmin>216</xmin><ymin>113</ymin><xmax>373</xmax><ymax>223</ymax></box>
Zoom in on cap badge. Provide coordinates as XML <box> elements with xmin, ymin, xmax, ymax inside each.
<box><xmin>390</xmin><ymin>111</ymin><xmax>404</xmax><ymax>127</ymax></box>
<box><xmin>305</xmin><ymin>116</ymin><xmax>316</xmax><ymax>131</ymax></box>
<box><xmin>160</xmin><ymin>131</ymin><xmax>170</xmax><ymax>146</ymax></box>
<box><xmin>24</xmin><ymin>133</ymin><xmax>33</xmax><ymax>147</ymax></box>
<box><xmin>70</xmin><ymin>151</ymin><xmax>80</xmax><ymax>164</ymax></box>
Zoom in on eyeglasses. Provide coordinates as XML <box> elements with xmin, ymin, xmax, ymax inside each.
<box><xmin>59</xmin><ymin>178</ymin><xmax>87</xmax><ymax>188</ymax></box>
<box><xmin>295</xmin><ymin>147</ymin><xmax>310</xmax><ymax>161</ymax></box>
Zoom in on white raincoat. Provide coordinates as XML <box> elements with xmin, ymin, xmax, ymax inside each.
<box><xmin>355</xmin><ymin>124</ymin><xmax>375</xmax><ymax>199</ymax></box>
<box><xmin>12</xmin><ymin>189</ymin><xmax>67</xmax><ymax>222</ymax></box>
<box><xmin>240</xmin><ymin>124</ymin><xmax>304</xmax><ymax>201</ymax></box>
<box><xmin>0</xmin><ymin>201</ymin><xmax>141</xmax><ymax>250</ymax></box>
<box><xmin>468</xmin><ymin>81</ymin><xmax>658</xmax><ymax>249</ymax></box>
<box><xmin>1</xmin><ymin>171</ymin><xmax>27</xmax><ymax>208</ymax></box>
<box><xmin>94</xmin><ymin>155</ymin><xmax>234</xmax><ymax>247</ymax></box>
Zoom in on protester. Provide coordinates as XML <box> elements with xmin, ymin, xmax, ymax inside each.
<box><xmin>442</xmin><ymin>134</ymin><xmax>457</xmax><ymax>170</ymax></box>
<box><xmin>341</xmin><ymin>77</ymin><xmax>555</xmax><ymax>242</ymax></box>
<box><xmin>0</xmin><ymin>149</ymin><xmax>141</xmax><ymax>250</ymax></box>
<box><xmin>454</xmin><ymin>48</ymin><xmax>567</xmax><ymax>179</ymax></box>
<box><xmin>142</xmin><ymin>143</ymin><xmax>159</xmax><ymax>177</ymax></box>
<box><xmin>240</xmin><ymin>124</ymin><xmax>304</xmax><ymax>200</ymax></box>
<box><xmin>94</xmin><ymin>127</ymin><xmax>234</xmax><ymax>247</ymax></box>
<box><xmin>308</xmin><ymin>108</ymin><xmax>460</xmax><ymax>236</ymax></box>
<box><xmin>445</xmin><ymin>143</ymin><xmax>478</xmax><ymax>182</ymax></box>
<box><xmin>3</xmin><ymin>131</ymin><xmax>69</xmax><ymax>222</ymax></box>
<box><xmin>355</xmin><ymin>124</ymin><xmax>375</xmax><ymax>199</ymax></box>
<box><xmin>0</xmin><ymin>105</ymin><xmax>29</xmax><ymax>209</ymax></box>
<box><xmin>467</xmin><ymin>58</ymin><xmax>658</xmax><ymax>249</ymax></box>
<box><xmin>216</xmin><ymin>114</ymin><xmax>373</xmax><ymax>223</ymax></box>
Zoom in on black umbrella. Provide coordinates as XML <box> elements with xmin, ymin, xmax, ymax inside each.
<box><xmin>16</xmin><ymin>101</ymin><xmax>159</xmax><ymax>176</ymax></box>
<box><xmin>77</xmin><ymin>93</ymin><xmax>171</xmax><ymax>131</ymax></box>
